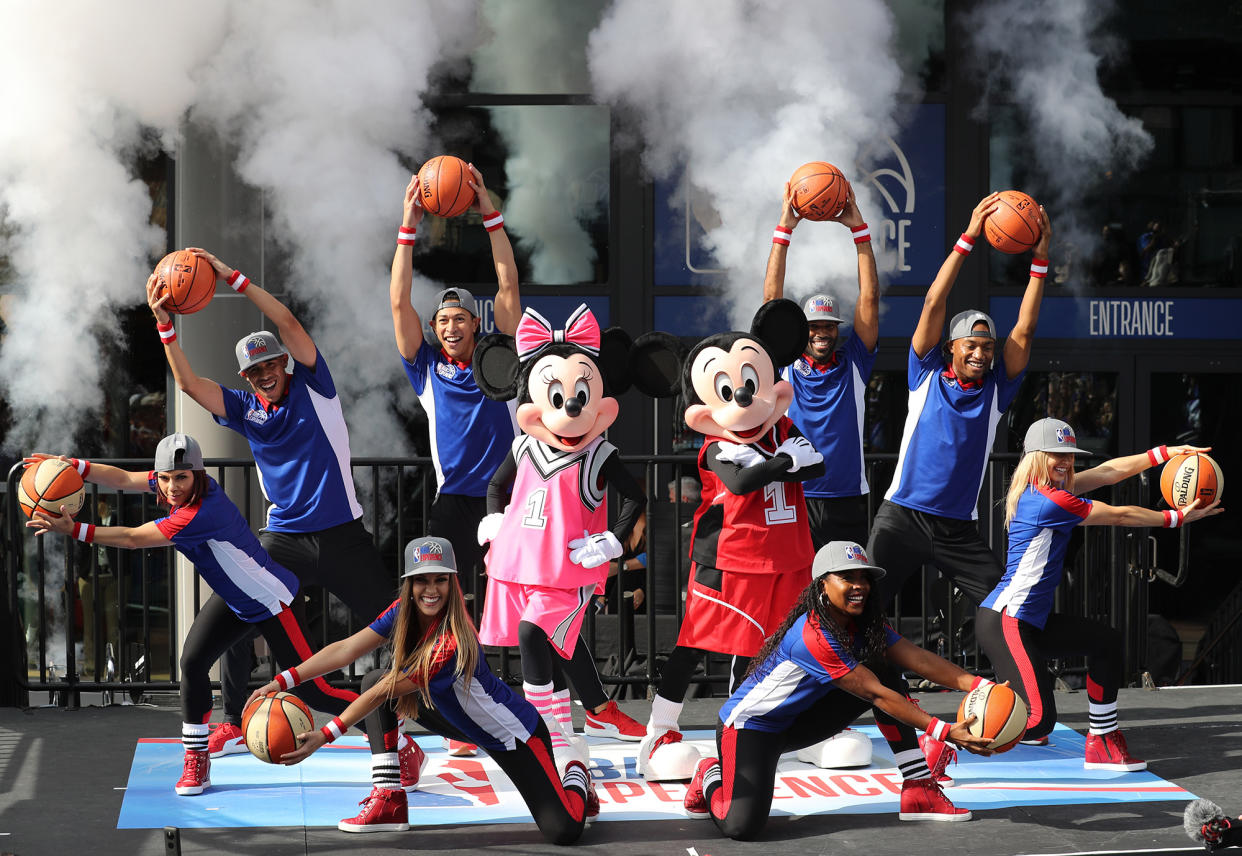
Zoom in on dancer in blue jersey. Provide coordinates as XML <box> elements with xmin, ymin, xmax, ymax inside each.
<box><xmin>976</xmin><ymin>418</ymin><xmax>1221</xmax><ymax>768</ymax></box>
<box><xmin>147</xmin><ymin>252</ymin><xmax>394</xmax><ymax>760</ymax></box>
<box><xmin>681</xmin><ymin>541</ymin><xmax>995</xmax><ymax>840</ymax></box>
<box><xmin>265</xmin><ymin>537</ymin><xmax>597</xmax><ymax>840</ymax></box>
<box><xmin>868</xmin><ymin>194</ymin><xmax>1052</xmax><ymax>609</ymax></box>
<box><xmin>25</xmin><ymin>435</ymin><xmax>359</xmax><ymax>797</ymax></box>
<box><xmin>764</xmin><ymin>180</ymin><xmax>879</xmax><ymax>547</ymax></box>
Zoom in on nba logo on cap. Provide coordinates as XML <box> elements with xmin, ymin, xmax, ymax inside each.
<box><xmin>412</xmin><ymin>541</ymin><xmax>444</xmax><ymax>565</ymax></box>
<box><xmin>845</xmin><ymin>544</ymin><xmax>866</xmax><ymax>562</ymax></box>
<box><xmin>808</xmin><ymin>296</ymin><xmax>836</xmax><ymax>316</ymax></box>
<box><xmin>1056</xmin><ymin>426</ymin><xmax>1074</xmax><ymax>444</ymax></box>
<box><xmin>246</xmin><ymin>337</ymin><xmax>269</xmax><ymax>359</ymax></box>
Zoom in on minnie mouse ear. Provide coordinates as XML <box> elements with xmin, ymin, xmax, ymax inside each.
<box><xmin>473</xmin><ymin>334</ymin><xmax>521</xmax><ymax>401</ymax></box>
<box><xmin>598</xmin><ymin>328</ymin><xmax>634</xmax><ymax>395</ymax></box>
<box><xmin>751</xmin><ymin>298</ymin><xmax>808</xmax><ymax>369</ymax></box>
<box><xmin>630</xmin><ymin>331</ymin><xmax>687</xmax><ymax>399</ymax></box>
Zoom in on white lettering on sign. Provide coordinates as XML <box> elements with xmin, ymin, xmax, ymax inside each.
<box><xmin>479</xmin><ymin>297</ymin><xmax>496</xmax><ymax>334</ymax></box>
<box><xmin>877</xmin><ymin>219</ymin><xmax>912</xmax><ymax>273</ymax></box>
<box><xmin>1088</xmin><ymin>299</ymin><xmax>1175</xmax><ymax>337</ymax></box>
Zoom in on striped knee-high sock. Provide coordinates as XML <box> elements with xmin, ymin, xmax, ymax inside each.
<box><xmin>525</xmin><ymin>681</ymin><xmax>569</xmax><ymax>750</ymax></box>
<box><xmin>182</xmin><ymin>722</ymin><xmax>209</xmax><ymax>754</ymax></box>
<box><xmin>893</xmin><ymin>748</ymin><xmax>931</xmax><ymax>781</ymax></box>
<box><xmin>552</xmin><ymin>688</ymin><xmax>575</xmax><ymax>738</ymax></box>
<box><xmin>371</xmin><ymin>752</ymin><xmax>401</xmax><ymax>792</ymax></box>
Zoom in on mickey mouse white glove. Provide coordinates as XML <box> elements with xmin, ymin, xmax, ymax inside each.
<box><xmin>568</xmin><ymin>530</ymin><xmax>623</xmax><ymax>569</ymax></box>
<box><xmin>716</xmin><ymin>441</ymin><xmax>765</xmax><ymax>468</ymax></box>
<box><xmin>477</xmin><ymin>512</ymin><xmax>505</xmax><ymax>546</ymax></box>
<box><xmin>776</xmin><ymin>436</ymin><xmax>823</xmax><ymax>473</ymax></box>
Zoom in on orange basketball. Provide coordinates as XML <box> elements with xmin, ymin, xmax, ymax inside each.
<box><xmin>417</xmin><ymin>155</ymin><xmax>475</xmax><ymax>218</ymax></box>
<box><xmin>1161</xmin><ymin>452</ymin><xmax>1224</xmax><ymax>509</ymax></box>
<box><xmin>243</xmin><ymin>691</ymin><xmax>314</xmax><ymax>764</ymax></box>
<box><xmin>983</xmin><ymin>190</ymin><xmax>1042</xmax><ymax>254</ymax></box>
<box><xmin>789</xmin><ymin>161</ymin><xmax>849</xmax><ymax>221</ymax></box>
<box><xmin>154</xmin><ymin>250</ymin><xmax>217</xmax><ymax>315</ymax></box>
<box><xmin>19</xmin><ymin>458</ymin><xmax>86</xmax><ymax>520</ymax></box>
<box><xmin>957</xmin><ymin>683</ymin><xmax>1027</xmax><ymax>753</ymax></box>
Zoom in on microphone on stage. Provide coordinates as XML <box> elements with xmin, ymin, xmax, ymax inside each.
<box><xmin>1185</xmin><ymin>800</ymin><xmax>1242</xmax><ymax>850</ymax></box>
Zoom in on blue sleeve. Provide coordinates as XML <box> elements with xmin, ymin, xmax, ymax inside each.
<box><xmin>213</xmin><ymin>386</ymin><xmax>250</xmax><ymax>434</ymax></box>
<box><xmin>883</xmin><ymin>624</ymin><xmax>902</xmax><ymax>647</ymax></box>
<box><xmin>908</xmin><ymin>343</ymin><xmax>941</xmax><ymax>391</ymax></box>
<box><xmin>368</xmin><ymin>599</ymin><xmax>401</xmax><ymax>638</ymax></box>
<box><xmin>401</xmin><ymin>340</ymin><xmax>436</xmax><ymax>396</ymax></box>
<box><xmin>844</xmin><ymin>332</ymin><xmax>877</xmax><ymax>381</ymax></box>
<box><xmin>296</xmin><ymin>349</ymin><xmax>336</xmax><ymax>398</ymax></box>
<box><xmin>992</xmin><ymin>349</ymin><xmax>1026</xmax><ymax>412</ymax></box>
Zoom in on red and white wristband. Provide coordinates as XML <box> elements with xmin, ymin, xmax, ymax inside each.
<box><xmin>1147</xmin><ymin>445</ymin><xmax>1171</xmax><ymax>466</ymax></box>
<box><xmin>772</xmin><ymin>225</ymin><xmax>792</xmax><ymax>246</ymax></box>
<box><xmin>72</xmin><ymin>522</ymin><xmax>96</xmax><ymax>543</ymax></box>
<box><xmin>1162</xmin><ymin>508</ymin><xmax>1186</xmax><ymax>528</ymax></box>
<box><xmin>227</xmin><ymin>270</ymin><xmax>250</xmax><ymax>294</ymax></box>
<box><xmin>321</xmin><ymin>716</ymin><xmax>346</xmax><ymax>744</ymax></box>
<box><xmin>851</xmin><ymin>222</ymin><xmax>871</xmax><ymax>244</ymax></box>
<box><xmin>970</xmin><ymin>675</ymin><xmax>995</xmax><ymax>692</ymax></box>
<box><xmin>482</xmin><ymin>212</ymin><xmax>504</xmax><ymax>233</ymax></box>
<box><xmin>156</xmin><ymin>320</ymin><xmax>176</xmax><ymax>345</ymax></box>
<box><xmin>953</xmin><ymin>233</ymin><xmax>975</xmax><ymax>256</ymax></box>
<box><xmin>924</xmin><ymin>717</ymin><xmax>951</xmax><ymax>743</ymax></box>
<box><xmin>70</xmin><ymin>458</ymin><xmax>91</xmax><ymax>477</ymax></box>
<box><xmin>397</xmin><ymin>226</ymin><xmax>417</xmax><ymax>246</ymax></box>
<box><xmin>274</xmin><ymin>667</ymin><xmax>301</xmax><ymax>692</ymax></box>
<box><xmin>1030</xmin><ymin>258</ymin><xmax>1049</xmax><ymax>279</ymax></box>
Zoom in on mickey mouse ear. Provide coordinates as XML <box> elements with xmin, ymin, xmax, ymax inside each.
<box><xmin>751</xmin><ymin>298</ymin><xmax>808</xmax><ymax>369</ymax></box>
<box><xmin>630</xmin><ymin>331</ymin><xmax>686</xmax><ymax>399</ymax></box>
<box><xmin>473</xmin><ymin>334</ymin><xmax>521</xmax><ymax>400</ymax></box>
<box><xmin>598</xmin><ymin>328</ymin><xmax>634</xmax><ymax>395</ymax></box>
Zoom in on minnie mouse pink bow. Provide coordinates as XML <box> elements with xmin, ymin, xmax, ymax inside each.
<box><xmin>514</xmin><ymin>304</ymin><xmax>601</xmax><ymax>361</ymax></box>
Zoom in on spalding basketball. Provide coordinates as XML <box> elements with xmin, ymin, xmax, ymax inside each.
<box><xmin>789</xmin><ymin>161</ymin><xmax>849</xmax><ymax>221</ymax></box>
<box><xmin>983</xmin><ymin>190</ymin><xmax>1042</xmax><ymax>254</ymax></box>
<box><xmin>418</xmin><ymin>155</ymin><xmax>475</xmax><ymax>218</ymax></box>
<box><xmin>958</xmin><ymin>683</ymin><xmax>1028</xmax><ymax>753</ymax></box>
<box><xmin>19</xmin><ymin>459</ymin><xmax>86</xmax><ymax>519</ymax></box>
<box><xmin>154</xmin><ymin>250</ymin><xmax>217</xmax><ymax>315</ymax></box>
<box><xmin>1161</xmin><ymin>452</ymin><xmax>1224</xmax><ymax>509</ymax></box>
<box><xmin>243</xmin><ymin>691</ymin><xmax>314</xmax><ymax>764</ymax></box>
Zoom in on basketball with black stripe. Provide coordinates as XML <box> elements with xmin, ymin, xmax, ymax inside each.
<box><xmin>243</xmin><ymin>691</ymin><xmax>314</xmax><ymax>764</ymax></box>
<box><xmin>983</xmin><ymin>190</ymin><xmax>1042</xmax><ymax>254</ymax></box>
<box><xmin>19</xmin><ymin>459</ymin><xmax>86</xmax><ymax>519</ymax></box>
<box><xmin>418</xmin><ymin>155</ymin><xmax>475</xmax><ymax>217</ymax></box>
<box><xmin>154</xmin><ymin>250</ymin><xmax>217</xmax><ymax>314</ymax></box>
<box><xmin>958</xmin><ymin>683</ymin><xmax>1027</xmax><ymax>753</ymax></box>
<box><xmin>788</xmin><ymin>161</ymin><xmax>849</xmax><ymax>221</ymax></box>
<box><xmin>1161</xmin><ymin>452</ymin><xmax>1224</xmax><ymax>508</ymax></box>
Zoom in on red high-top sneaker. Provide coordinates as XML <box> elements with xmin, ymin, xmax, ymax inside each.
<box><xmin>898</xmin><ymin>778</ymin><xmax>972</xmax><ymax>822</ymax></box>
<box><xmin>338</xmin><ymin>787</ymin><xmax>410</xmax><ymax>833</ymax></box>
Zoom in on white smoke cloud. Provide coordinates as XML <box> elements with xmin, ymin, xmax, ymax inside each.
<box><xmin>588</xmin><ymin>0</ymin><xmax>903</xmax><ymax>327</ymax></box>
<box><xmin>964</xmin><ymin>0</ymin><xmax>1153</xmax><ymax>279</ymax></box>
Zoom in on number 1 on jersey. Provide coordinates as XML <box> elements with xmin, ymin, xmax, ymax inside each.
<box><xmin>763</xmin><ymin>482</ymin><xmax>797</xmax><ymax>525</ymax></box>
<box><xmin>522</xmin><ymin>488</ymin><xmax>548</xmax><ymax>529</ymax></box>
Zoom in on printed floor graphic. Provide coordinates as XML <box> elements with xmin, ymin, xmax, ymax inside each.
<box><xmin>117</xmin><ymin>724</ymin><xmax>1191</xmax><ymax>829</ymax></box>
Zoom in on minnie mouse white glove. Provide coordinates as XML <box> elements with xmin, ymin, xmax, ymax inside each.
<box><xmin>568</xmin><ymin>530</ymin><xmax>623</xmax><ymax>569</ymax></box>
<box><xmin>716</xmin><ymin>441</ymin><xmax>765</xmax><ymax>468</ymax></box>
<box><xmin>476</xmin><ymin>512</ymin><xmax>505</xmax><ymax>545</ymax></box>
<box><xmin>776</xmin><ymin>436</ymin><xmax>823</xmax><ymax>473</ymax></box>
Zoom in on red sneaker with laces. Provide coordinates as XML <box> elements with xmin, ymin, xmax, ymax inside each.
<box><xmin>445</xmin><ymin>737</ymin><xmax>478</xmax><ymax>756</ymax></box>
<box><xmin>207</xmin><ymin>722</ymin><xmax>247</xmax><ymax>758</ymax></box>
<box><xmin>399</xmin><ymin>740</ymin><xmax>427</xmax><ymax>792</ymax></box>
<box><xmin>584</xmin><ymin>700</ymin><xmax>646</xmax><ymax>741</ymax></box>
<box><xmin>338</xmin><ymin>787</ymin><xmax>410</xmax><ymax>833</ymax></box>
<box><xmin>898</xmin><ymin>778</ymin><xmax>971</xmax><ymax>822</ymax></box>
<box><xmin>585</xmin><ymin>781</ymin><xmax>600</xmax><ymax>825</ymax></box>
<box><xmin>918</xmin><ymin>732</ymin><xmax>957</xmax><ymax>785</ymax></box>
<box><xmin>683</xmin><ymin>757</ymin><xmax>720</xmax><ymax>818</ymax></box>
<box><xmin>174</xmin><ymin>750</ymin><xmax>211</xmax><ymax>796</ymax></box>
<box><xmin>1084</xmin><ymin>731</ymin><xmax>1146</xmax><ymax>771</ymax></box>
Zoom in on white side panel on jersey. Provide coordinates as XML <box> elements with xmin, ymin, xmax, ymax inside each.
<box><xmin>883</xmin><ymin>375</ymin><xmax>932</xmax><ymax>502</ymax></box>
<box><xmin>723</xmin><ymin>659</ymin><xmax>805</xmax><ymax>729</ymax></box>
<box><xmin>969</xmin><ymin>393</ymin><xmax>1005</xmax><ymax>522</ymax></box>
<box><xmin>419</xmin><ymin>386</ymin><xmax>447</xmax><ymax>493</ymax></box>
<box><xmin>851</xmin><ymin>363</ymin><xmax>870</xmax><ymax>495</ymax></box>
<box><xmin>995</xmin><ymin>526</ymin><xmax>1055</xmax><ymax>616</ymax></box>
<box><xmin>205</xmin><ymin>538</ymin><xmax>296</xmax><ymax>614</ymax></box>
<box><xmin>453</xmin><ymin>675</ymin><xmax>532</xmax><ymax>752</ymax></box>
<box><xmin>307</xmin><ymin>385</ymin><xmax>365</xmax><ymax>521</ymax></box>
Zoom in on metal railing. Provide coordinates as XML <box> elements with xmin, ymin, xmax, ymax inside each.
<box><xmin>2</xmin><ymin>452</ymin><xmax>1169</xmax><ymax>708</ymax></box>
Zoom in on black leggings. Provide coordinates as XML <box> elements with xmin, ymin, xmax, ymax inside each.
<box><xmin>180</xmin><ymin>594</ymin><xmax>358</xmax><ymax>725</ymax></box>
<box><xmin>657</xmin><ymin>645</ymin><xmax>751</xmax><ymax>703</ymax></box>
<box><xmin>218</xmin><ymin>519</ymin><xmax>396</xmax><ymax>723</ymax></box>
<box><xmin>518</xmin><ymin>622</ymin><xmax>610</xmax><ymax>710</ymax></box>
<box><xmin>358</xmin><ymin>668</ymin><xmax>589</xmax><ymax>845</ymax></box>
<box><xmin>975</xmin><ymin>607</ymin><xmax>1122</xmax><ymax>740</ymax></box>
<box><xmin>703</xmin><ymin>666</ymin><xmax>918</xmax><ymax>841</ymax></box>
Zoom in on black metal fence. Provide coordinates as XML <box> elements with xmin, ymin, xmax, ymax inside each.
<box><xmin>2</xmin><ymin>452</ymin><xmax>1178</xmax><ymax>708</ymax></box>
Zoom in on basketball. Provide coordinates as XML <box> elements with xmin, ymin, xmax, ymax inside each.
<box><xmin>243</xmin><ymin>691</ymin><xmax>314</xmax><ymax>764</ymax></box>
<box><xmin>417</xmin><ymin>155</ymin><xmax>475</xmax><ymax>218</ymax></box>
<box><xmin>983</xmin><ymin>190</ymin><xmax>1042</xmax><ymax>254</ymax></box>
<box><xmin>154</xmin><ymin>250</ymin><xmax>217</xmax><ymax>315</ymax></box>
<box><xmin>1161</xmin><ymin>452</ymin><xmax>1224</xmax><ymax>509</ymax></box>
<box><xmin>957</xmin><ymin>683</ymin><xmax>1028</xmax><ymax>753</ymax></box>
<box><xmin>19</xmin><ymin>459</ymin><xmax>86</xmax><ymax>520</ymax></box>
<box><xmin>789</xmin><ymin>161</ymin><xmax>849</xmax><ymax>221</ymax></box>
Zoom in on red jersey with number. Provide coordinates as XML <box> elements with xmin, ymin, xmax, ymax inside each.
<box><xmin>690</xmin><ymin>416</ymin><xmax>815</xmax><ymax>574</ymax></box>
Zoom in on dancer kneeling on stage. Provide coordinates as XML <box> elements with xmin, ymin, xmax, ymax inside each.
<box><xmin>24</xmin><ymin>434</ymin><xmax>359</xmax><ymax>797</ymax></box>
<box><xmin>268</xmin><ymin>536</ymin><xmax>598</xmax><ymax>840</ymax></box>
<box><xmin>683</xmin><ymin>541</ymin><xmax>995</xmax><ymax>840</ymax></box>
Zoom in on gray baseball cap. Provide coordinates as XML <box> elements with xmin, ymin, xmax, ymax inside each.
<box><xmin>402</xmin><ymin>536</ymin><xmax>458</xmax><ymax>577</ymax></box>
<box><xmin>234</xmin><ymin>331</ymin><xmax>289</xmax><ymax>374</ymax></box>
<box><xmin>947</xmin><ymin>310</ymin><xmax>996</xmax><ymax>341</ymax></box>
<box><xmin>1023</xmin><ymin>417</ymin><xmax>1092</xmax><ymax>456</ymax></box>
<box><xmin>431</xmin><ymin>287</ymin><xmax>478</xmax><ymax>320</ymax></box>
<box><xmin>154</xmin><ymin>433</ymin><xmax>205</xmax><ymax>472</ymax></box>
<box><xmin>812</xmin><ymin>540</ymin><xmax>886</xmax><ymax>581</ymax></box>
<box><xmin>803</xmin><ymin>294</ymin><xmax>844</xmax><ymax>324</ymax></box>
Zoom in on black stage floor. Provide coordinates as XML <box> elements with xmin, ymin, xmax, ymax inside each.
<box><xmin>1</xmin><ymin>685</ymin><xmax>1237</xmax><ymax>856</ymax></box>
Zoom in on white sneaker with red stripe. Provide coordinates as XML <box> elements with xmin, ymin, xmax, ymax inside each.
<box><xmin>444</xmin><ymin>737</ymin><xmax>477</xmax><ymax>757</ymax></box>
<box><xmin>174</xmin><ymin>750</ymin><xmax>211</xmax><ymax>796</ymax></box>
<box><xmin>583</xmin><ymin>700</ymin><xmax>645</xmax><ymax>741</ymax></box>
<box><xmin>399</xmin><ymin>741</ymin><xmax>428</xmax><ymax>792</ymax></box>
<box><xmin>898</xmin><ymin>778</ymin><xmax>971</xmax><ymax>822</ymax></box>
<box><xmin>207</xmin><ymin>722</ymin><xmax>247</xmax><ymax>758</ymax></box>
